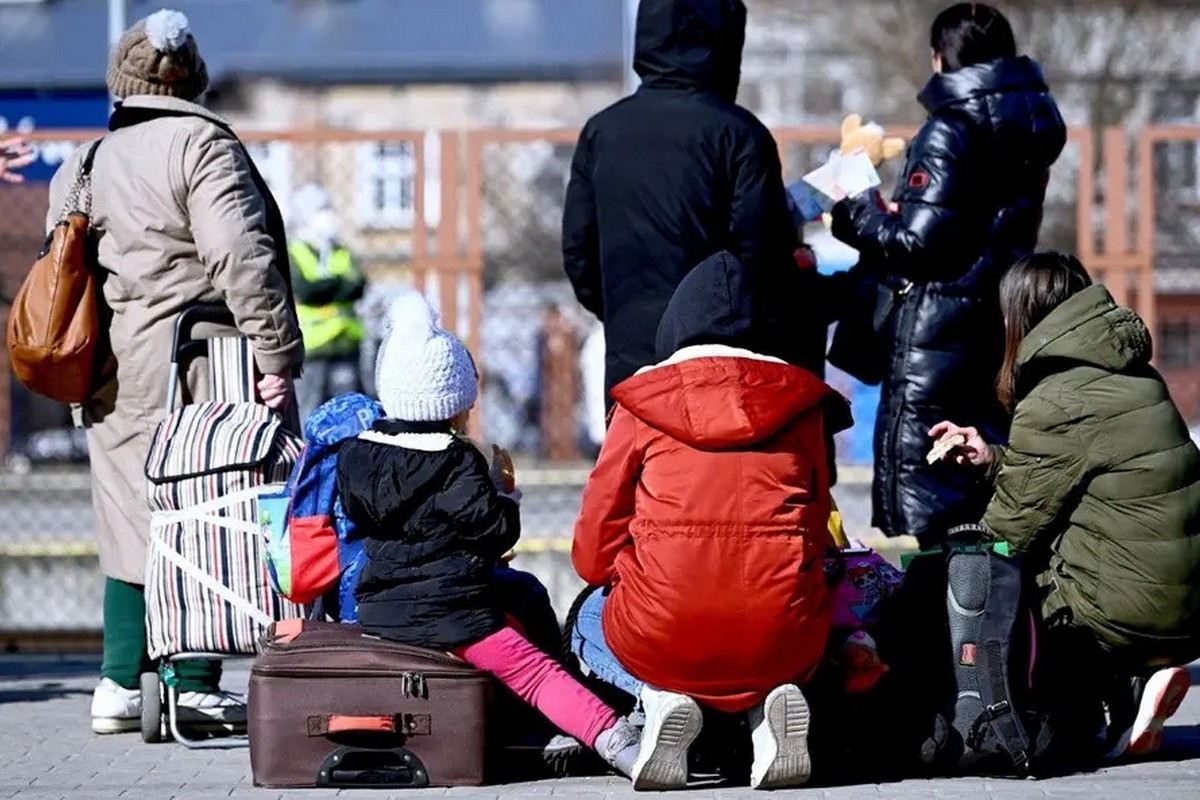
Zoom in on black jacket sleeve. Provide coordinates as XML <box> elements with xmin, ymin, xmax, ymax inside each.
<box><xmin>830</xmin><ymin>115</ymin><xmax>980</xmax><ymax>282</ymax></box>
<box><xmin>563</xmin><ymin>123</ymin><xmax>604</xmax><ymax>320</ymax></box>
<box><xmin>728</xmin><ymin>121</ymin><xmax>798</xmax><ymax>275</ymax></box>
<box><xmin>437</xmin><ymin>449</ymin><xmax>521</xmax><ymax>560</ymax></box>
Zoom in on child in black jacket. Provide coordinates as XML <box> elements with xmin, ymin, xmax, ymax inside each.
<box><xmin>337</xmin><ymin>292</ymin><xmax>641</xmax><ymax>780</ymax></box>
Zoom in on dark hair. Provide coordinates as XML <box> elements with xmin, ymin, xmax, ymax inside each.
<box><xmin>996</xmin><ymin>252</ymin><xmax>1092</xmax><ymax>408</ymax></box>
<box><xmin>931</xmin><ymin>3</ymin><xmax>1017</xmax><ymax>71</ymax></box>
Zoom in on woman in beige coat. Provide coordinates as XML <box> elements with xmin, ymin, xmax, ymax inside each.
<box><xmin>46</xmin><ymin>10</ymin><xmax>304</xmax><ymax>734</ymax></box>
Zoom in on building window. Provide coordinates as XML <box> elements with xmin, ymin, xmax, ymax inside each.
<box><xmin>1152</xmin><ymin>87</ymin><xmax>1200</xmax><ymax>200</ymax></box>
<box><xmin>242</xmin><ymin>142</ymin><xmax>292</xmax><ymax>219</ymax></box>
<box><xmin>355</xmin><ymin>142</ymin><xmax>416</xmax><ymax>230</ymax></box>
<box><xmin>1158</xmin><ymin>318</ymin><xmax>1200</xmax><ymax>369</ymax></box>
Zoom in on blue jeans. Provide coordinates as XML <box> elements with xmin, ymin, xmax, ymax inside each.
<box><xmin>570</xmin><ymin>587</ymin><xmax>645</xmax><ymax>701</ymax></box>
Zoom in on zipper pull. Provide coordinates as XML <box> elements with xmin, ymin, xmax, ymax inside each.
<box><xmin>898</xmin><ymin>280</ymin><xmax>914</xmax><ymax>296</ymax></box>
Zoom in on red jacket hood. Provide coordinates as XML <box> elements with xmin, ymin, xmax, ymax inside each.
<box><xmin>611</xmin><ymin>346</ymin><xmax>840</xmax><ymax>450</ymax></box>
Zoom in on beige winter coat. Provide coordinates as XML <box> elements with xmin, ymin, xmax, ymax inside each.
<box><xmin>47</xmin><ymin>95</ymin><xmax>303</xmax><ymax>584</ymax></box>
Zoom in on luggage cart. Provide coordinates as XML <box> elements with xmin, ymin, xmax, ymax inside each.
<box><xmin>139</xmin><ymin>304</ymin><xmax>304</xmax><ymax>747</ymax></box>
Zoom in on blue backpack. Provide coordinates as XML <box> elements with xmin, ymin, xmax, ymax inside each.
<box><xmin>264</xmin><ymin>393</ymin><xmax>382</xmax><ymax>623</ymax></box>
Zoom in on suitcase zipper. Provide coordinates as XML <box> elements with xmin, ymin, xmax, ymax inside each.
<box><xmin>251</xmin><ymin>666</ymin><xmax>483</xmax><ymax>681</ymax></box>
<box><xmin>401</xmin><ymin>672</ymin><xmax>427</xmax><ymax>699</ymax></box>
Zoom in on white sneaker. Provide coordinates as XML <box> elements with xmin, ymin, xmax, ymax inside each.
<box><xmin>630</xmin><ymin>687</ymin><xmax>702</xmax><ymax>791</ymax></box>
<box><xmin>1118</xmin><ymin>667</ymin><xmax>1191</xmax><ymax>758</ymax></box>
<box><xmin>747</xmin><ymin>684</ymin><xmax>812</xmax><ymax>790</ymax></box>
<box><xmin>91</xmin><ymin>678</ymin><xmax>141</xmax><ymax>735</ymax></box>
<box><xmin>176</xmin><ymin>689</ymin><xmax>247</xmax><ymax>726</ymax></box>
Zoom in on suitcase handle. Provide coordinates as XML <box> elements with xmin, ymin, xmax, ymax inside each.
<box><xmin>315</xmin><ymin>747</ymin><xmax>431</xmax><ymax>789</ymax></box>
<box><xmin>308</xmin><ymin>713</ymin><xmax>431</xmax><ymax>737</ymax></box>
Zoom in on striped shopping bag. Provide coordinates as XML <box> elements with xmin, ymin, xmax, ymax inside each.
<box><xmin>144</xmin><ymin>337</ymin><xmax>305</xmax><ymax>659</ymax></box>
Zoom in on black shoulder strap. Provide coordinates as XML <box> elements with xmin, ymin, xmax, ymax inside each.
<box><xmin>974</xmin><ymin>553</ymin><xmax>1037</xmax><ymax>775</ymax></box>
<box><xmin>80</xmin><ymin>138</ymin><xmax>102</xmax><ymax>175</ymax></box>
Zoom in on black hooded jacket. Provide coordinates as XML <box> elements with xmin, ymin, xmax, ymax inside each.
<box><xmin>830</xmin><ymin>56</ymin><xmax>1067</xmax><ymax>541</ymax></box>
<box><xmin>562</xmin><ymin>0</ymin><xmax>801</xmax><ymax>398</ymax></box>
<box><xmin>337</xmin><ymin>420</ymin><xmax>520</xmax><ymax>648</ymax></box>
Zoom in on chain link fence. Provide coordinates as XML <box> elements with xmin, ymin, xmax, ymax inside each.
<box><xmin>0</xmin><ymin>123</ymin><xmax>1191</xmax><ymax>634</ymax></box>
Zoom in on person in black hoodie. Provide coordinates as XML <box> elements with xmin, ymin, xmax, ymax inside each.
<box><xmin>563</xmin><ymin>0</ymin><xmax>815</xmax><ymax>404</ymax></box>
<box><xmin>337</xmin><ymin>291</ymin><xmax>649</xmax><ymax>780</ymax></box>
<box><xmin>828</xmin><ymin>2</ymin><xmax>1067</xmax><ymax>545</ymax></box>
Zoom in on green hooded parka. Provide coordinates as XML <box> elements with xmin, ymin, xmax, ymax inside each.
<box><xmin>982</xmin><ymin>285</ymin><xmax>1200</xmax><ymax>667</ymax></box>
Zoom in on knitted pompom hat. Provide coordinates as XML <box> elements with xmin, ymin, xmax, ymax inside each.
<box><xmin>375</xmin><ymin>291</ymin><xmax>478</xmax><ymax>422</ymax></box>
<box><xmin>107</xmin><ymin>9</ymin><xmax>209</xmax><ymax>101</ymax></box>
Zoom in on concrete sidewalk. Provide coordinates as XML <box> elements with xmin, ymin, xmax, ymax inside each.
<box><xmin>2</xmin><ymin>657</ymin><xmax>1200</xmax><ymax>800</ymax></box>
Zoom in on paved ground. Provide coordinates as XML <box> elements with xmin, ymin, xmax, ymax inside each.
<box><xmin>3</xmin><ymin>657</ymin><xmax>1200</xmax><ymax>800</ymax></box>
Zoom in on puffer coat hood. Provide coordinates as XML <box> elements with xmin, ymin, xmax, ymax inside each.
<box><xmin>983</xmin><ymin>286</ymin><xmax>1200</xmax><ymax>666</ymax></box>
<box><xmin>920</xmin><ymin>57</ymin><xmax>1065</xmax><ymax>178</ymax></box>
<box><xmin>634</xmin><ymin>0</ymin><xmax>746</xmax><ymax>102</ymax></box>
<box><xmin>1018</xmin><ymin>284</ymin><xmax>1152</xmax><ymax>377</ymax></box>
<box><xmin>616</xmin><ymin>250</ymin><xmax>842</xmax><ymax>450</ymax></box>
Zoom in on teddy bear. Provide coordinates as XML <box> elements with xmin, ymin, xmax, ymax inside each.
<box><xmin>819</xmin><ymin>114</ymin><xmax>907</xmax><ymax>228</ymax></box>
<box><xmin>838</xmin><ymin>113</ymin><xmax>906</xmax><ymax>166</ymax></box>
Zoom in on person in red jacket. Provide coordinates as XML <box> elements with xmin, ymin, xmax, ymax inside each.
<box><xmin>571</xmin><ymin>251</ymin><xmax>848</xmax><ymax>791</ymax></box>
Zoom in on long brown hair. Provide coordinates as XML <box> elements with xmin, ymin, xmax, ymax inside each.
<box><xmin>996</xmin><ymin>252</ymin><xmax>1093</xmax><ymax>408</ymax></box>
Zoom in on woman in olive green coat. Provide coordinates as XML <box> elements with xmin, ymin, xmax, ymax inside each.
<box><xmin>933</xmin><ymin>252</ymin><xmax>1200</xmax><ymax>759</ymax></box>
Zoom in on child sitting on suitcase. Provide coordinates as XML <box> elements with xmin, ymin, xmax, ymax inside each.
<box><xmin>336</xmin><ymin>291</ymin><xmax>641</xmax><ymax>779</ymax></box>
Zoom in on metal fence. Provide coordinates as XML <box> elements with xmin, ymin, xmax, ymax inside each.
<box><xmin>2</xmin><ymin>123</ymin><xmax>1200</xmax><ymax>633</ymax></box>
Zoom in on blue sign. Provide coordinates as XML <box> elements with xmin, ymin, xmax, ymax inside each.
<box><xmin>0</xmin><ymin>91</ymin><xmax>109</xmax><ymax>182</ymax></box>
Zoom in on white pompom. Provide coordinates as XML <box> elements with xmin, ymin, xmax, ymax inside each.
<box><xmin>144</xmin><ymin>9</ymin><xmax>191</xmax><ymax>52</ymax></box>
<box><xmin>386</xmin><ymin>291</ymin><xmax>440</xmax><ymax>341</ymax></box>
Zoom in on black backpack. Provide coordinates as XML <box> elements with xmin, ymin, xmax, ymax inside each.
<box><xmin>876</xmin><ymin>527</ymin><xmax>1064</xmax><ymax>777</ymax></box>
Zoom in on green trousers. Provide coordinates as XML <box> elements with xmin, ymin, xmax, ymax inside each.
<box><xmin>102</xmin><ymin>577</ymin><xmax>222</xmax><ymax>693</ymax></box>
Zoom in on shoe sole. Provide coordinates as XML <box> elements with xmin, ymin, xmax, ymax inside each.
<box><xmin>92</xmin><ymin>717</ymin><xmax>140</xmax><ymax>735</ymax></box>
<box><xmin>751</xmin><ymin>685</ymin><xmax>812</xmax><ymax>790</ymax></box>
<box><xmin>1127</xmin><ymin>668</ymin><xmax>1191</xmax><ymax>757</ymax></box>
<box><xmin>632</xmin><ymin>696</ymin><xmax>703</xmax><ymax>791</ymax></box>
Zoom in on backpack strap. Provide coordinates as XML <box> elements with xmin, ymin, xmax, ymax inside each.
<box><xmin>972</xmin><ymin>552</ymin><xmax>1037</xmax><ymax>775</ymax></box>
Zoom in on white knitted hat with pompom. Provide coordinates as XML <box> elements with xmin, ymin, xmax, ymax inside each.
<box><xmin>107</xmin><ymin>9</ymin><xmax>209</xmax><ymax>101</ymax></box>
<box><xmin>375</xmin><ymin>291</ymin><xmax>478</xmax><ymax>422</ymax></box>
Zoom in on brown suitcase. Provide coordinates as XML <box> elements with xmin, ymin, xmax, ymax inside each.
<box><xmin>249</xmin><ymin>619</ymin><xmax>491</xmax><ymax>788</ymax></box>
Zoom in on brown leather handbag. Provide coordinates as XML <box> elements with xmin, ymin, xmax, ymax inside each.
<box><xmin>7</xmin><ymin>140</ymin><xmax>111</xmax><ymax>404</ymax></box>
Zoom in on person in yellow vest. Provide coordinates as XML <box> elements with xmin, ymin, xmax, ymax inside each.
<box><xmin>290</xmin><ymin>184</ymin><xmax>367</xmax><ymax>422</ymax></box>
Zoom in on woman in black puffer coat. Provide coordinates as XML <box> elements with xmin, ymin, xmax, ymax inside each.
<box><xmin>829</xmin><ymin>2</ymin><xmax>1066</xmax><ymax>544</ymax></box>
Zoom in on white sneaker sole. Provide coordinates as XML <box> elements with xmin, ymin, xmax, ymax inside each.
<box><xmin>1127</xmin><ymin>667</ymin><xmax>1191</xmax><ymax>757</ymax></box>
<box><xmin>91</xmin><ymin>716</ymin><xmax>140</xmax><ymax>735</ymax></box>
<box><xmin>631</xmin><ymin>694</ymin><xmax>702</xmax><ymax>791</ymax></box>
<box><xmin>750</xmin><ymin>685</ymin><xmax>812</xmax><ymax>790</ymax></box>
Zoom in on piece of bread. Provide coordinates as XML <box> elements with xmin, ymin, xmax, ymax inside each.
<box><xmin>926</xmin><ymin>432</ymin><xmax>967</xmax><ymax>465</ymax></box>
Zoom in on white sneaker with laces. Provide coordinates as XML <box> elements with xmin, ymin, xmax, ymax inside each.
<box><xmin>630</xmin><ymin>687</ymin><xmax>702</xmax><ymax>791</ymax></box>
<box><xmin>747</xmin><ymin>684</ymin><xmax>812</xmax><ymax>790</ymax></box>
<box><xmin>91</xmin><ymin>678</ymin><xmax>141</xmax><ymax>734</ymax></box>
<box><xmin>176</xmin><ymin>689</ymin><xmax>248</xmax><ymax>725</ymax></box>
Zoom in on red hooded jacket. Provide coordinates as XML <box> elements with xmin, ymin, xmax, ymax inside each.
<box><xmin>572</xmin><ymin>345</ymin><xmax>837</xmax><ymax>712</ymax></box>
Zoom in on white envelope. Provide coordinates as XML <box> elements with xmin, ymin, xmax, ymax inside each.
<box><xmin>802</xmin><ymin>151</ymin><xmax>882</xmax><ymax>203</ymax></box>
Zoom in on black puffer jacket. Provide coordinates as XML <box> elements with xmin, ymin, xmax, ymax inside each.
<box><xmin>337</xmin><ymin>420</ymin><xmax>519</xmax><ymax>648</ymax></box>
<box><xmin>563</xmin><ymin>0</ymin><xmax>807</xmax><ymax>398</ymax></box>
<box><xmin>831</xmin><ymin>56</ymin><xmax>1066</xmax><ymax>542</ymax></box>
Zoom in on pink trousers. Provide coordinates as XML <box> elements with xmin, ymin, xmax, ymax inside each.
<box><xmin>457</xmin><ymin>625</ymin><xmax>617</xmax><ymax>747</ymax></box>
